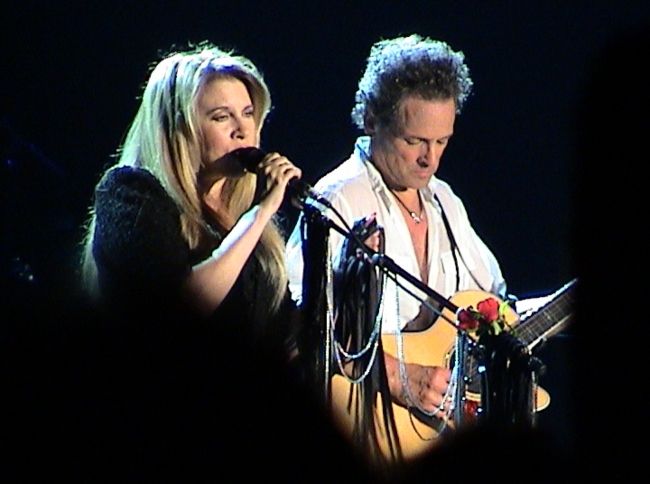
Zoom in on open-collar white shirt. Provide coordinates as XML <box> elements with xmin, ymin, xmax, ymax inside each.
<box><xmin>285</xmin><ymin>136</ymin><xmax>507</xmax><ymax>333</ymax></box>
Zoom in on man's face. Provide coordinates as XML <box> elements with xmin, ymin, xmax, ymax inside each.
<box><xmin>370</xmin><ymin>96</ymin><xmax>456</xmax><ymax>190</ymax></box>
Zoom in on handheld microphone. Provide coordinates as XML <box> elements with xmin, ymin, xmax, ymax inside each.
<box><xmin>230</xmin><ymin>147</ymin><xmax>331</xmax><ymax>207</ymax></box>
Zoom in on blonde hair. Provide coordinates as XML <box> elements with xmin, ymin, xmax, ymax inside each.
<box><xmin>81</xmin><ymin>41</ymin><xmax>288</xmax><ymax>314</ymax></box>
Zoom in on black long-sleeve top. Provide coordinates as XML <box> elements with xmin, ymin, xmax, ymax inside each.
<box><xmin>91</xmin><ymin>165</ymin><xmax>299</xmax><ymax>355</ymax></box>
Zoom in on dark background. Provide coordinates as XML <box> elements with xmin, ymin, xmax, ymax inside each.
<box><xmin>4</xmin><ymin>1</ymin><xmax>647</xmax><ymax>296</ymax></box>
<box><xmin>2</xmin><ymin>0</ymin><xmax>649</xmax><ymax>479</ymax></box>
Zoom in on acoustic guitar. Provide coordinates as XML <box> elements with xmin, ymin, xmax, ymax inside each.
<box><xmin>329</xmin><ymin>279</ymin><xmax>577</xmax><ymax>461</ymax></box>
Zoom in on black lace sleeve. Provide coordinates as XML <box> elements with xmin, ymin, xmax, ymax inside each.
<box><xmin>92</xmin><ymin>166</ymin><xmax>191</xmax><ymax>303</ymax></box>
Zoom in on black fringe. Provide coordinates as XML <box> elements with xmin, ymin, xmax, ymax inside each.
<box><xmin>478</xmin><ymin>332</ymin><xmax>538</xmax><ymax>428</ymax></box>
<box><xmin>332</xmin><ymin>217</ymin><xmax>402</xmax><ymax>468</ymax></box>
<box><xmin>299</xmin><ymin>207</ymin><xmax>332</xmax><ymax>403</ymax></box>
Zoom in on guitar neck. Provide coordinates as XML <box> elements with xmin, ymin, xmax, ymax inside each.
<box><xmin>514</xmin><ymin>278</ymin><xmax>577</xmax><ymax>351</ymax></box>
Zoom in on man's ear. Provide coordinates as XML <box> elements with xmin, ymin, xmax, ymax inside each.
<box><xmin>364</xmin><ymin>113</ymin><xmax>376</xmax><ymax>135</ymax></box>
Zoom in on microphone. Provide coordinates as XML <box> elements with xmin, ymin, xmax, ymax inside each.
<box><xmin>230</xmin><ymin>147</ymin><xmax>331</xmax><ymax>207</ymax></box>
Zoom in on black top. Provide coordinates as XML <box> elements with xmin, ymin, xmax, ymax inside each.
<box><xmin>1</xmin><ymin>166</ymin><xmax>358</xmax><ymax>480</ymax></box>
<box><xmin>91</xmin><ymin>165</ymin><xmax>299</xmax><ymax>355</ymax></box>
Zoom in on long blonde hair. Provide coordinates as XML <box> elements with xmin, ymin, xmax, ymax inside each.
<box><xmin>81</xmin><ymin>41</ymin><xmax>288</xmax><ymax>313</ymax></box>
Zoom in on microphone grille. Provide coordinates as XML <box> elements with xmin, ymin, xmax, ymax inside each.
<box><xmin>231</xmin><ymin>147</ymin><xmax>266</xmax><ymax>172</ymax></box>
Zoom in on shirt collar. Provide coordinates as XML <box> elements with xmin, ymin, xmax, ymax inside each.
<box><xmin>353</xmin><ymin>135</ymin><xmax>438</xmax><ymax>207</ymax></box>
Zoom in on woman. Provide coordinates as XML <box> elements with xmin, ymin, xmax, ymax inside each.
<box><xmin>68</xmin><ymin>41</ymin><xmax>372</xmax><ymax>480</ymax></box>
<box><xmin>80</xmin><ymin>41</ymin><xmax>302</xmax><ymax>360</ymax></box>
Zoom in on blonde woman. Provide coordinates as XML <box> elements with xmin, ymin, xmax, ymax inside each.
<box><xmin>81</xmin><ymin>41</ymin><xmax>302</xmax><ymax>358</ymax></box>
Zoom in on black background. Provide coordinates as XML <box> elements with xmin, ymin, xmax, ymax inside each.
<box><xmin>4</xmin><ymin>1</ymin><xmax>647</xmax><ymax>296</ymax></box>
<box><xmin>2</xmin><ymin>1</ymin><xmax>649</xmax><ymax>480</ymax></box>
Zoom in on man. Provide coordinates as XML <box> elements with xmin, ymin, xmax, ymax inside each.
<box><xmin>285</xmin><ymin>34</ymin><xmax>549</xmax><ymax>462</ymax></box>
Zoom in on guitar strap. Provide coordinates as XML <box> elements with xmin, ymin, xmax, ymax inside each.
<box><xmin>434</xmin><ymin>193</ymin><xmax>487</xmax><ymax>293</ymax></box>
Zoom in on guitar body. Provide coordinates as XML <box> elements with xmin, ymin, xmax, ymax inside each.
<box><xmin>330</xmin><ymin>289</ymin><xmax>552</xmax><ymax>461</ymax></box>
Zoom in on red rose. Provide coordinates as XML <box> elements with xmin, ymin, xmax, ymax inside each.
<box><xmin>477</xmin><ymin>298</ymin><xmax>500</xmax><ymax>322</ymax></box>
<box><xmin>457</xmin><ymin>308</ymin><xmax>479</xmax><ymax>331</ymax></box>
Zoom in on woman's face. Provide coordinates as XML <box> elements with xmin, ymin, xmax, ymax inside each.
<box><xmin>196</xmin><ymin>77</ymin><xmax>258</xmax><ymax>175</ymax></box>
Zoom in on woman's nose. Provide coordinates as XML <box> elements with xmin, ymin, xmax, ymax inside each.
<box><xmin>231</xmin><ymin>117</ymin><xmax>249</xmax><ymax>139</ymax></box>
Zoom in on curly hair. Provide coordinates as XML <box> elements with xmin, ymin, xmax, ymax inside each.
<box><xmin>351</xmin><ymin>34</ymin><xmax>473</xmax><ymax>133</ymax></box>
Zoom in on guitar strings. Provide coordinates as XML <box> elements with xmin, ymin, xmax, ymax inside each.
<box><xmin>393</xmin><ymin>273</ymin><xmax>457</xmax><ymax>428</ymax></box>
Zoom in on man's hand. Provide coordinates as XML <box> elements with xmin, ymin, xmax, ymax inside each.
<box><xmin>384</xmin><ymin>353</ymin><xmax>452</xmax><ymax>417</ymax></box>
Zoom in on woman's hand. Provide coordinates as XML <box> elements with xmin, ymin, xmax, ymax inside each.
<box><xmin>187</xmin><ymin>151</ymin><xmax>300</xmax><ymax>317</ymax></box>
<box><xmin>255</xmin><ymin>152</ymin><xmax>302</xmax><ymax>216</ymax></box>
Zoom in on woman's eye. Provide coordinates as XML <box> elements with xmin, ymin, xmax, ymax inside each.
<box><xmin>404</xmin><ymin>138</ymin><xmax>421</xmax><ymax>145</ymax></box>
<box><xmin>213</xmin><ymin>114</ymin><xmax>229</xmax><ymax>122</ymax></box>
<box><xmin>243</xmin><ymin>109</ymin><xmax>255</xmax><ymax>118</ymax></box>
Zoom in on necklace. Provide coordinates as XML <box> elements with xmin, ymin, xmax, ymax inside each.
<box><xmin>391</xmin><ymin>190</ymin><xmax>424</xmax><ymax>224</ymax></box>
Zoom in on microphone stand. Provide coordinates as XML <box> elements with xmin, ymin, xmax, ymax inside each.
<box><xmin>370</xmin><ymin>253</ymin><xmax>459</xmax><ymax>314</ymax></box>
<box><xmin>299</xmin><ymin>201</ymin><xmax>462</xmax><ymax>408</ymax></box>
<box><xmin>299</xmin><ymin>197</ymin><xmax>543</xmax><ymax>436</ymax></box>
<box><xmin>301</xmin><ymin>201</ymin><xmax>459</xmax><ymax>315</ymax></box>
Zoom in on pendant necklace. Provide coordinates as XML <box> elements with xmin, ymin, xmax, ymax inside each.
<box><xmin>392</xmin><ymin>190</ymin><xmax>423</xmax><ymax>224</ymax></box>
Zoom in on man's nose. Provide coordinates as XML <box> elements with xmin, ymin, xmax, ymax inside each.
<box><xmin>418</xmin><ymin>142</ymin><xmax>435</xmax><ymax>163</ymax></box>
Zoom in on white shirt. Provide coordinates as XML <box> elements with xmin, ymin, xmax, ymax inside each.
<box><xmin>285</xmin><ymin>136</ymin><xmax>508</xmax><ymax>333</ymax></box>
